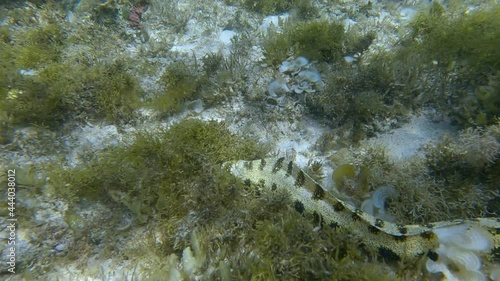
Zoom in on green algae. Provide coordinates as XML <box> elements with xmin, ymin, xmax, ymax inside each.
<box><xmin>423</xmin><ymin>122</ymin><xmax>500</xmax><ymax>216</ymax></box>
<box><xmin>14</xmin><ymin>23</ymin><xmax>64</xmax><ymax>69</ymax></box>
<box><xmin>305</xmin><ymin>52</ymin><xmax>401</xmax><ymax>143</ymax></box>
<box><xmin>325</xmin><ymin>125</ymin><xmax>499</xmax><ymax>226</ymax></box>
<box><xmin>47</xmin><ymin>118</ymin><xmax>409</xmax><ymax>280</ymax></box>
<box><xmin>51</xmin><ymin>119</ymin><xmax>267</xmax><ymax>220</ymax></box>
<box><xmin>300</xmin><ymin>3</ymin><xmax>500</xmax><ymax>144</ymax></box>
<box><xmin>242</xmin><ymin>0</ymin><xmax>293</xmax><ymax>15</ymax></box>
<box><xmin>397</xmin><ymin>3</ymin><xmax>500</xmax><ymax>126</ymax></box>
<box><xmin>241</xmin><ymin>0</ymin><xmax>317</xmax><ymax>18</ymax></box>
<box><xmin>262</xmin><ymin>19</ymin><xmax>345</xmax><ymax>66</ymax></box>
<box><xmin>290</xmin><ymin>20</ymin><xmax>344</xmax><ymax>63</ymax></box>
<box><xmin>1</xmin><ymin>60</ymin><xmax>141</xmax><ymax>128</ymax></box>
<box><xmin>0</xmin><ymin>3</ymin><xmax>143</xmax><ymax>129</ymax></box>
<box><xmin>152</xmin><ymin>60</ymin><xmax>201</xmax><ymax>115</ymax></box>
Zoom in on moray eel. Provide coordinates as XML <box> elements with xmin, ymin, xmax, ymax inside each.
<box><xmin>228</xmin><ymin>157</ymin><xmax>500</xmax><ymax>262</ymax></box>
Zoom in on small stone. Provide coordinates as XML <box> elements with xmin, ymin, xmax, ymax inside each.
<box><xmin>55</xmin><ymin>244</ymin><xmax>66</xmax><ymax>251</ymax></box>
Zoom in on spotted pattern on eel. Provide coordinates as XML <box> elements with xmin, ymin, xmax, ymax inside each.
<box><xmin>228</xmin><ymin>157</ymin><xmax>500</xmax><ymax>262</ymax></box>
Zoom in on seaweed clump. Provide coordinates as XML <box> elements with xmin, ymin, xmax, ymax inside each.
<box><xmin>303</xmin><ymin>3</ymin><xmax>500</xmax><ymax>144</ymax></box>
<box><xmin>48</xmin><ymin>118</ymin><xmax>403</xmax><ymax>280</ymax></box>
<box><xmin>262</xmin><ymin>20</ymin><xmax>345</xmax><ymax>66</ymax></box>
<box><xmin>242</xmin><ymin>0</ymin><xmax>317</xmax><ymax>17</ymax></box>
<box><xmin>232</xmin><ymin>204</ymin><xmax>397</xmax><ymax>281</ymax></box>
<box><xmin>152</xmin><ymin>41</ymin><xmax>254</xmax><ymax>116</ymax></box>
<box><xmin>14</xmin><ymin>23</ymin><xmax>64</xmax><ymax>69</ymax></box>
<box><xmin>52</xmin><ymin>119</ymin><xmax>267</xmax><ymax>223</ymax></box>
<box><xmin>1</xmin><ymin>60</ymin><xmax>141</xmax><ymax>127</ymax></box>
<box><xmin>152</xmin><ymin>61</ymin><xmax>202</xmax><ymax>115</ymax></box>
<box><xmin>243</xmin><ymin>0</ymin><xmax>292</xmax><ymax>15</ymax></box>
<box><xmin>397</xmin><ymin>3</ymin><xmax>500</xmax><ymax>126</ymax></box>
<box><xmin>327</xmin><ymin>136</ymin><xmax>499</xmax><ymax>226</ymax></box>
<box><xmin>423</xmin><ymin>121</ymin><xmax>500</xmax><ymax>216</ymax></box>
<box><xmin>262</xmin><ymin>18</ymin><xmax>395</xmax><ymax>143</ymax></box>
<box><xmin>305</xmin><ymin>51</ymin><xmax>404</xmax><ymax>143</ymax></box>
<box><xmin>0</xmin><ymin>4</ymin><xmax>143</xmax><ymax>130</ymax></box>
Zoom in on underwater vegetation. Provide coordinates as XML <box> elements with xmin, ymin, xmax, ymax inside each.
<box><xmin>288</xmin><ymin>20</ymin><xmax>344</xmax><ymax>63</ymax></box>
<box><xmin>242</xmin><ymin>0</ymin><xmax>293</xmax><ymax>15</ymax></box>
<box><xmin>14</xmin><ymin>23</ymin><xmax>64</xmax><ymax>69</ymax></box>
<box><xmin>150</xmin><ymin>32</ymin><xmax>255</xmax><ymax>116</ymax></box>
<box><xmin>265</xmin><ymin>2</ymin><xmax>500</xmax><ymax>143</ymax></box>
<box><xmin>231</xmin><ymin>202</ymin><xmax>398</xmax><ymax>281</ymax></box>
<box><xmin>153</xmin><ymin>60</ymin><xmax>202</xmax><ymax>115</ymax></box>
<box><xmin>241</xmin><ymin>0</ymin><xmax>317</xmax><ymax>18</ymax></box>
<box><xmin>304</xmin><ymin>51</ymin><xmax>402</xmax><ymax>143</ymax></box>
<box><xmin>42</xmin><ymin>117</ymin><xmax>499</xmax><ymax>280</ymax></box>
<box><xmin>46</xmin><ymin>119</ymin><xmax>408</xmax><ymax>280</ymax></box>
<box><xmin>325</xmin><ymin>120</ymin><xmax>500</xmax><ymax>225</ymax></box>
<box><xmin>262</xmin><ymin>19</ymin><xmax>347</xmax><ymax>66</ymax></box>
<box><xmin>150</xmin><ymin>51</ymin><xmax>248</xmax><ymax>116</ymax></box>
<box><xmin>0</xmin><ymin>59</ymin><xmax>142</xmax><ymax>128</ymax></box>
<box><xmin>11</xmin><ymin>120</ymin><xmax>499</xmax><ymax>279</ymax></box>
<box><xmin>2</xmin><ymin>0</ymin><xmax>499</xmax><ymax>279</ymax></box>
<box><xmin>51</xmin><ymin>119</ymin><xmax>267</xmax><ymax>222</ymax></box>
<box><xmin>396</xmin><ymin>2</ymin><xmax>500</xmax><ymax>127</ymax></box>
<box><xmin>261</xmin><ymin>16</ymin><xmax>396</xmax><ymax>143</ymax></box>
<box><xmin>332</xmin><ymin>163</ymin><xmax>370</xmax><ymax>201</ymax></box>
<box><xmin>423</xmin><ymin>121</ymin><xmax>500</xmax><ymax>215</ymax></box>
<box><xmin>0</xmin><ymin>1</ymin><xmax>145</xmax><ymax>143</ymax></box>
